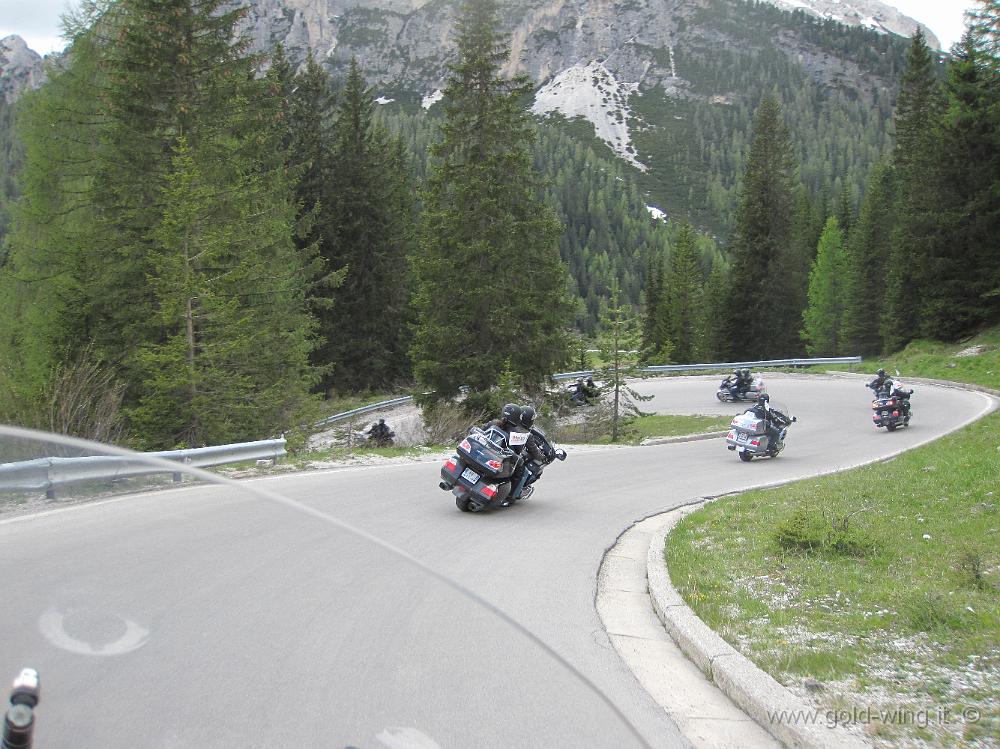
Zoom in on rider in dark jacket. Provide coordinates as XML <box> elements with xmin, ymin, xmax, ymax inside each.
<box><xmin>482</xmin><ymin>403</ymin><xmax>541</xmax><ymax>501</ymax></box>
<box><xmin>747</xmin><ymin>394</ymin><xmax>793</xmax><ymax>448</ymax></box>
<box><xmin>867</xmin><ymin>368</ymin><xmax>890</xmax><ymax>396</ymax></box>
<box><xmin>727</xmin><ymin>369</ymin><xmax>745</xmax><ymax>399</ymax></box>
<box><xmin>366</xmin><ymin>418</ymin><xmax>393</xmax><ymax>445</ymax></box>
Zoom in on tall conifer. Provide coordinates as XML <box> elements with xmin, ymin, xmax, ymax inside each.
<box><xmin>883</xmin><ymin>30</ymin><xmax>943</xmax><ymax>350</ymax></box>
<box><xmin>665</xmin><ymin>223</ymin><xmax>702</xmax><ymax>363</ymax></box>
<box><xmin>317</xmin><ymin>59</ymin><xmax>414</xmax><ymax>391</ymax></box>
<box><xmin>802</xmin><ymin>217</ymin><xmax>847</xmax><ymax>355</ymax></box>
<box><xmin>840</xmin><ymin>162</ymin><xmax>896</xmax><ymax>356</ymax></box>
<box><xmin>410</xmin><ymin>0</ymin><xmax>573</xmax><ymax>397</ymax></box>
<box><xmin>726</xmin><ymin>94</ymin><xmax>800</xmax><ymax>359</ymax></box>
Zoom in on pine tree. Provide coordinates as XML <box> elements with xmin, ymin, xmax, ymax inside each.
<box><xmin>1</xmin><ymin>18</ymin><xmax>110</xmax><ymax>389</ymax></box>
<box><xmin>696</xmin><ymin>260</ymin><xmax>730</xmax><ymax>362</ymax></box>
<box><xmin>127</xmin><ymin>136</ymin><xmax>322</xmax><ymax>447</ymax></box>
<box><xmin>664</xmin><ymin>222</ymin><xmax>702</xmax><ymax>363</ymax></box>
<box><xmin>923</xmin><ymin>30</ymin><xmax>1000</xmax><ymax>335</ymax></box>
<box><xmin>640</xmin><ymin>250</ymin><xmax>665</xmax><ymax>358</ymax></box>
<box><xmin>410</xmin><ymin>0</ymin><xmax>573</xmax><ymax>398</ymax></box>
<box><xmin>726</xmin><ymin>94</ymin><xmax>800</xmax><ymax>359</ymax></box>
<box><xmin>802</xmin><ymin>217</ymin><xmax>847</xmax><ymax>355</ymax></box>
<box><xmin>595</xmin><ymin>283</ymin><xmax>650</xmax><ymax>442</ymax></box>
<box><xmin>840</xmin><ymin>162</ymin><xmax>896</xmax><ymax>356</ymax></box>
<box><xmin>883</xmin><ymin>30</ymin><xmax>944</xmax><ymax>351</ymax></box>
<box><xmin>316</xmin><ymin>59</ymin><xmax>414</xmax><ymax>392</ymax></box>
<box><xmin>4</xmin><ymin>0</ymin><xmax>327</xmax><ymax>446</ymax></box>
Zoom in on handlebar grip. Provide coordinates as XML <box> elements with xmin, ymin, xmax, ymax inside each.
<box><xmin>2</xmin><ymin>705</ymin><xmax>34</xmax><ymax>749</ymax></box>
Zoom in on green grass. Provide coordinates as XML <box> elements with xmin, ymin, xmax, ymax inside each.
<box><xmin>816</xmin><ymin>328</ymin><xmax>1000</xmax><ymax>391</ymax></box>
<box><xmin>666</xmin><ymin>330</ymin><xmax>1000</xmax><ymax>748</ymax></box>
<box><xmin>553</xmin><ymin>413</ymin><xmax>731</xmax><ymax>445</ymax></box>
<box><xmin>628</xmin><ymin>413</ymin><xmax>732</xmax><ymax>441</ymax></box>
<box><xmin>269</xmin><ymin>443</ymin><xmax>446</xmax><ymax>470</ymax></box>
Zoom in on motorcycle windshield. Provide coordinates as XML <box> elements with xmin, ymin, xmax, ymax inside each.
<box><xmin>0</xmin><ymin>426</ymin><xmax>648</xmax><ymax>749</ymax></box>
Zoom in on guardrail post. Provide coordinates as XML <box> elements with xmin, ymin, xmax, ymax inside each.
<box><xmin>45</xmin><ymin>487</ymin><xmax>55</xmax><ymax>500</ymax></box>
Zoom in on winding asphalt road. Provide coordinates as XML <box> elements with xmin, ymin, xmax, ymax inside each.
<box><xmin>0</xmin><ymin>376</ymin><xmax>992</xmax><ymax>748</ymax></box>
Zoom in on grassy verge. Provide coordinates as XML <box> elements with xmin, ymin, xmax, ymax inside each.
<box><xmin>286</xmin><ymin>443</ymin><xmax>448</xmax><ymax>467</ymax></box>
<box><xmin>814</xmin><ymin>328</ymin><xmax>1000</xmax><ymax>391</ymax></box>
<box><xmin>551</xmin><ymin>413</ymin><xmax>731</xmax><ymax>445</ymax></box>
<box><xmin>666</xmin><ymin>332</ymin><xmax>1000</xmax><ymax>748</ymax></box>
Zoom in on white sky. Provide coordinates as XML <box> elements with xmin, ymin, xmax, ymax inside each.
<box><xmin>891</xmin><ymin>0</ymin><xmax>977</xmax><ymax>50</ymax></box>
<box><xmin>0</xmin><ymin>0</ymin><xmax>980</xmax><ymax>56</ymax></box>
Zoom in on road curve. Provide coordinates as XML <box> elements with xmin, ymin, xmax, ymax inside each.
<box><xmin>0</xmin><ymin>376</ymin><xmax>992</xmax><ymax>748</ymax></box>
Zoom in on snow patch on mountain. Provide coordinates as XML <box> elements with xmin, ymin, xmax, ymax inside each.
<box><xmin>422</xmin><ymin>89</ymin><xmax>443</xmax><ymax>109</ymax></box>
<box><xmin>646</xmin><ymin>205</ymin><xmax>667</xmax><ymax>222</ymax></box>
<box><xmin>760</xmin><ymin>0</ymin><xmax>941</xmax><ymax>49</ymax></box>
<box><xmin>531</xmin><ymin>61</ymin><xmax>644</xmax><ymax>171</ymax></box>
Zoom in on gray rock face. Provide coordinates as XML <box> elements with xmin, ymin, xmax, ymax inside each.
<box><xmin>229</xmin><ymin>0</ymin><xmax>935</xmax><ymax>92</ymax></box>
<box><xmin>2</xmin><ymin>0</ymin><xmax>934</xmax><ymax>106</ymax></box>
<box><xmin>0</xmin><ymin>36</ymin><xmax>46</xmax><ymax>104</ymax></box>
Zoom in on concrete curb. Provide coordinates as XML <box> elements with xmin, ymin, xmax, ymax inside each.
<box><xmin>647</xmin><ymin>510</ymin><xmax>869</xmax><ymax>749</ymax></box>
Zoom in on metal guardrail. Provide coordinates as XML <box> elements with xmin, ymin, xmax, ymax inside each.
<box><xmin>0</xmin><ymin>439</ymin><xmax>286</xmax><ymax>499</ymax></box>
<box><xmin>551</xmin><ymin>356</ymin><xmax>862</xmax><ymax>379</ymax></box>
<box><xmin>314</xmin><ymin>396</ymin><xmax>415</xmax><ymax>428</ymax></box>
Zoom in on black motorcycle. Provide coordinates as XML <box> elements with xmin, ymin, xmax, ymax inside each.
<box><xmin>439</xmin><ymin>427</ymin><xmax>565</xmax><ymax>512</ymax></box>
<box><xmin>871</xmin><ymin>380</ymin><xmax>913</xmax><ymax>432</ymax></box>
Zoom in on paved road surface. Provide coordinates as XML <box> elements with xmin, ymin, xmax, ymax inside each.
<box><xmin>0</xmin><ymin>376</ymin><xmax>991</xmax><ymax>748</ymax></box>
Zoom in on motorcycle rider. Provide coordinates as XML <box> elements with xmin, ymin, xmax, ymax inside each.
<box><xmin>740</xmin><ymin>368</ymin><xmax>753</xmax><ymax>394</ymax></box>
<box><xmin>569</xmin><ymin>376</ymin><xmax>600</xmax><ymax>405</ymax></box>
<box><xmin>481</xmin><ymin>404</ymin><xmax>542</xmax><ymax>501</ymax></box>
<box><xmin>365</xmin><ymin>418</ymin><xmax>393</xmax><ymax>446</ymax></box>
<box><xmin>867</xmin><ymin>368</ymin><xmax>890</xmax><ymax>396</ymax></box>
<box><xmin>746</xmin><ymin>394</ymin><xmax>793</xmax><ymax>450</ymax></box>
<box><xmin>727</xmin><ymin>368</ymin><xmax>745</xmax><ymax>400</ymax></box>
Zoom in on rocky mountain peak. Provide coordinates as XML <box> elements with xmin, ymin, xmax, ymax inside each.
<box><xmin>762</xmin><ymin>0</ymin><xmax>941</xmax><ymax>50</ymax></box>
<box><xmin>0</xmin><ymin>35</ymin><xmax>46</xmax><ymax>104</ymax></box>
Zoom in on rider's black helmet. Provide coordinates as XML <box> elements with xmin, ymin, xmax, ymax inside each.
<box><xmin>757</xmin><ymin>393</ymin><xmax>769</xmax><ymax>407</ymax></box>
<box><xmin>877</xmin><ymin>368</ymin><xmax>886</xmax><ymax>377</ymax></box>
<box><xmin>501</xmin><ymin>403</ymin><xmax>522</xmax><ymax>426</ymax></box>
<box><xmin>520</xmin><ymin>406</ymin><xmax>536</xmax><ymax>428</ymax></box>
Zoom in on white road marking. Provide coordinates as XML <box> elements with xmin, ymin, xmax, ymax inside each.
<box><xmin>39</xmin><ymin>607</ymin><xmax>149</xmax><ymax>656</ymax></box>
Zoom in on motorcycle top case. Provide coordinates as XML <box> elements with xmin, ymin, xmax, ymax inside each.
<box><xmin>440</xmin><ymin>455</ymin><xmax>512</xmax><ymax>505</ymax></box>
<box><xmin>457</xmin><ymin>432</ymin><xmax>516</xmax><ymax>479</ymax></box>
<box><xmin>730</xmin><ymin>414</ymin><xmax>765</xmax><ymax>434</ymax></box>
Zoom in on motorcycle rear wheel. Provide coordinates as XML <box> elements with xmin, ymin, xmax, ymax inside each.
<box><xmin>886</xmin><ymin>423</ymin><xmax>897</xmax><ymax>432</ymax></box>
<box><xmin>738</xmin><ymin>451</ymin><xmax>753</xmax><ymax>462</ymax></box>
<box><xmin>456</xmin><ymin>496</ymin><xmax>477</xmax><ymax>512</ymax></box>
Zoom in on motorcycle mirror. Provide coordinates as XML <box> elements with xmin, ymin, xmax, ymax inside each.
<box><xmin>9</xmin><ymin>669</ymin><xmax>39</xmax><ymax>708</ymax></box>
<box><xmin>792</xmin><ymin>416</ymin><xmax>797</xmax><ymax>422</ymax></box>
<box><xmin>556</xmin><ymin>449</ymin><xmax>567</xmax><ymax>461</ymax></box>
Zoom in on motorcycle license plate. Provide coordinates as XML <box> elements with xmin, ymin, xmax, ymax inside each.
<box><xmin>737</xmin><ymin>432</ymin><xmax>749</xmax><ymax>443</ymax></box>
<box><xmin>461</xmin><ymin>467</ymin><xmax>481</xmax><ymax>484</ymax></box>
